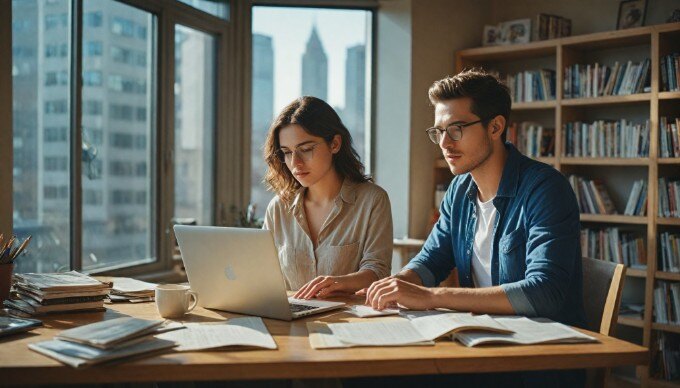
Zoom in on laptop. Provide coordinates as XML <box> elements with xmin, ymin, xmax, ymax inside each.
<box><xmin>173</xmin><ymin>225</ymin><xmax>346</xmax><ymax>321</ymax></box>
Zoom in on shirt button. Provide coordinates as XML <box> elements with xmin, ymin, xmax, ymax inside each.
<box><xmin>466</xmin><ymin>249</ymin><xmax>471</xmax><ymax>255</ymax></box>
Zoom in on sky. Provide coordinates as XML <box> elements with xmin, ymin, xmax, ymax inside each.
<box><xmin>252</xmin><ymin>6</ymin><xmax>371</xmax><ymax>112</ymax></box>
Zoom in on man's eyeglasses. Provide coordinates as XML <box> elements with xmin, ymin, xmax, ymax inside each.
<box><xmin>425</xmin><ymin>119</ymin><xmax>484</xmax><ymax>144</ymax></box>
<box><xmin>276</xmin><ymin>142</ymin><xmax>324</xmax><ymax>164</ymax></box>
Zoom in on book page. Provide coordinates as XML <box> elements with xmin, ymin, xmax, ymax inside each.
<box><xmin>327</xmin><ymin>318</ymin><xmax>429</xmax><ymax>346</ymax></box>
<box><xmin>454</xmin><ymin>317</ymin><xmax>597</xmax><ymax>347</ymax></box>
<box><xmin>410</xmin><ymin>313</ymin><xmax>512</xmax><ymax>340</ymax></box>
<box><xmin>345</xmin><ymin>305</ymin><xmax>399</xmax><ymax>318</ymax></box>
<box><xmin>307</xmin><ymin>321</ymin><xmax>433</xmax><ymax>349</ymax></box>
<box><xmin>156</xmin><ymin>317</ymin><xmax>277</xmax><ymax>351</ymax></box>
<box><xmin>111</xmin><ymin>277</ymin><xmax>157</xmax><ymax>293</ymax></box>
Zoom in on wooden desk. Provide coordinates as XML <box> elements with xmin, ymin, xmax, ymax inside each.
<box><xmin>2</xmin><ymin>295</ymin><xmax>648</xmax><ymax>385</ymax></box>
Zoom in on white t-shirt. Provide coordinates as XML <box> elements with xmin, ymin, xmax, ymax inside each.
<box><xmin>471</xmin><ymin>195</ymin><xmax>497</xmax><ymax>288</ymax></box>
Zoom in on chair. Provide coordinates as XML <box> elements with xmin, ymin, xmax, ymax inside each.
<box><xmin>581</xmin><ymin>256</ymin><xmax>627</xmax><ymax>388</ymax></box>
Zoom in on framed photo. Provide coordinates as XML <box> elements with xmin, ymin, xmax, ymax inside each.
<box><xmin>501</xmin><ymin>19</ymin><xmax>531</xmax><ymax>45</ymax></box>
<box><xmin>617</xmin><ymin>0</ymin><xmax>647</xmax><ymax>30</ymax></box>
<box><xmin>482</xmin><ymin>25</ymin><xmax>502</xmax><ymax>46</ymax></box>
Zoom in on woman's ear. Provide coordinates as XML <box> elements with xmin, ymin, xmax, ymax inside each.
<box><xmin>330</xmin><ymin>134</ymin><xmax>342</xmax><ymax>154</ymax></box>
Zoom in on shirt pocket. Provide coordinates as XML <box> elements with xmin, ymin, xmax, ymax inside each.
<box><xmin>499</xmin><ymin>228</ymin><xmax>526</xmax><ymax>282</ymax></box>
<box><xmin>316</xmin><ymin>241</ymin><xmax>360</xmax><ymax>276</ymax></box>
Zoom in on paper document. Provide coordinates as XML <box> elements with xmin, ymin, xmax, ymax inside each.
<box><xmin>345</xmin><ymin>305</ymin><xmax>399</xmax><ymax>318</ymax></box>
<box><xmin>454</xmin><ymin>316</ymin><xmax>598</xmax><ymax>347</ymax></box>
<box><xmin>307</xmin><ymin>321</ymin><xmax>433</xmax><ymax>349</ymax></box>
<box><xmin>111</xmin><ymin>277</ymin><xmax>157</xmax><ymax>293</ymax></box>
<box><xmin>157</xmin><ymin>317</ymin><xmax>277</xmax><ymax>351</ymax></box>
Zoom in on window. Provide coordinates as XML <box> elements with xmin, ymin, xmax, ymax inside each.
<box><xmin>84</xmin><ymin>190</ymin><xmax>103</xmax><ymax>206</ymax></box>
<box><xmin>82</xmin><ymin>0</ymin><xmax>157</xmax><ymax>271</ymax></box>
<box><xmin>177</xmin><ymin>0</ymin><xmax>229</xmax><ymax>20</ymax></box>
<box><xmin>173</xmin><ymin>25</ymin><xmax>215</xmax><ymax>224</ymax></box>
<box><xmin>250</xmin><ymin>6</ymin><xmax>373</xmax><ymax>218</ymax></box>
<box><xmin>12</xmin><ymin>0</ymin><xmax>71</xmax><ymax>273</ymax></box>
<box><xmin>111</xmin><ymin>46</ymin><xmax>146</xmax><ymax>67</ymax></box>
<box><xmin>85</xmin><ymin>41</ymin><xmax>102</xmax><ymax>57</ymax></box>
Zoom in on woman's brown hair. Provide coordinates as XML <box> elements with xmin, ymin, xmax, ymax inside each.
<box><xmin>263</xmin><ymin>96</ymin><xmax>370</xmax><ymax>202</ymax></box>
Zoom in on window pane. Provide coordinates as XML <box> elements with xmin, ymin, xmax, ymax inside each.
<box><xmin>251</xmin><ymin>7</ymin><xmax>372</xmax><ymax>218</ymax></box>
<box><xmin>176</xmin><ymin>0</ymin><xmax>229</xmax><ymax>20</ymax></box>
<box><xmin>174</xmin><ymin>25</ymin><xmax>215</xmax><ymax>225</ymax></box>
<box><xmin>12</xmin><ymin>0</ymin><xmax>72</xmax><ymax>273</ymax></box>
<box><xmin>82</xmin><ymin>0</ymin><xmax>157</xmax><ymax>271</ymax></box>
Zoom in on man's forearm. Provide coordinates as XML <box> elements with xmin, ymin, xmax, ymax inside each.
<box><xmin>431</xmin><ymin>286</ymin><xmax>515</xmax><ymax>315</ymax></box>
<box><xmin>395</xmin><ymin>269</ymin><xmax>423</xmax><ymax>286</ymax></box>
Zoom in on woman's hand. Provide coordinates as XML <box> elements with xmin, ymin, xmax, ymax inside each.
<box><xmin>293</xmin><ymin>275</ymin><xmax>356</xmax><ymax>299</ymax></box>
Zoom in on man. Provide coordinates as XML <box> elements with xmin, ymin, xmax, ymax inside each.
<box><xmin>365</xmin><ymin>69</ymin><xmax>586</xmax><ymax>387</ymax></box>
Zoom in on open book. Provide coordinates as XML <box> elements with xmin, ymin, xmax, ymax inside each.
<box><xmin>314</xmin><ymin>312</ymin><xmax>511</xmax><ymax>348</ymax></box>
<box><xmin>453</xmin><ymin>316</ymin><xmax>597</xmax><ymax>347</ymax></box>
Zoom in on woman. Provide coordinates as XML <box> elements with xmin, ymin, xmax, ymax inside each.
<box><xmin>263</xmin><ymin>96</ymin><xmax>393</xmax><ymax>300</ymax></box>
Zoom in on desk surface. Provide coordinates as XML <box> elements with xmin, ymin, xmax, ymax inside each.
<box><xmin>2</xmin><ymin>295</ymin><xmax>648</xmax><ymax>385</ymax></box>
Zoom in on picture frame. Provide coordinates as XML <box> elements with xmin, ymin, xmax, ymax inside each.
<box><xmin>617</xmin><ymin>0</ymin><xmax>647</xmax><ymax>30</ymax></box>
<box><xmin>482</xmin><ymin>25</ymin><xmax>502</xmax><ymax>46</ymax></box>
<box><xmin>501</xmin><ymin>18</ymin><xmax>531</xmax><ymax>45</ymax></box>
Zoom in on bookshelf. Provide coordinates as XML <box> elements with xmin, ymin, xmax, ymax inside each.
<box><xmin>435</xmin><ymin>22</ymin><xmax>680</xmax><ymax>386</ymax></box>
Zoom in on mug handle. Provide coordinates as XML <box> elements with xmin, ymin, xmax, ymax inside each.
<box><xmin>186</xmin><ymin>290</ymin><xmax>199</xmax><ymax>313</ymax></box>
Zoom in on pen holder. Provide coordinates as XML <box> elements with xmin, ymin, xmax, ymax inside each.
<box><xmin>0</xmin><ymin>263</ymin><xmax>14</xmax><ymax>303</ymax></box>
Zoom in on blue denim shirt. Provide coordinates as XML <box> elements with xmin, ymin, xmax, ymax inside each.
<box><xmin>405</xmin><ymin>143</ymin><xmax>586</xmax><ymax>328</ymax></box>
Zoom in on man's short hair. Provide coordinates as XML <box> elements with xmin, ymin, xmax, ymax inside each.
<box><xmin>428</xmin><ymin>69</ymin><xmax>511</xmax><ymax>142</ymax></box>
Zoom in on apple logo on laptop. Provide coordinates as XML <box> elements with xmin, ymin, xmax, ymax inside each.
<box><xmin>224</xmin><ymin>264</ymin><xmax>237</xmax><ymax>280</ymax></box>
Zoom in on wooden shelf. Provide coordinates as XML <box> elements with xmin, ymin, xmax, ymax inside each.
<box><xmin>561</xmin><ymin>157</ymin><xmax>650</xmax><ymax>166</ymax></box>
<box><xmin>658</xmin><ymin>218</ymin><xmax>680</xmax><ymax>226</ymax></box>
<box><xmin>560</xmin><ymin>24</ymin><xmax>651</xmax><ymax>49</ymax></box>
<box><xmin>658</xmin><ymin>158</ymin><xmax>680</xmax><ymax>165</ymax></box>
<box><xmin>580</xmin><ymin>214</ymin><xmax>648</xmax><ymax>225</ymax></box>
<box><xmin>561</xmin><ymin>93</ymin><xmax>651</xmax><ymax>106</ymax></box>
<box><xmin>512</xmin><ymin>100</ymin><xmax>556</xmax><ymax>110</ymax></box>
<box><xmin>456</xmin><ymin>39</ymin><xmax>556</xmax><ymax>62</ymax></box>
<box><xmin>652</xmin><ymin>322</ymin><xmax>680</xmax><ymax>335</ymax></box>
<box><xmin>627</xmin><ymin>268</ymin><xmax>647</xmax><ymax>278</ymax></box>
<box><xmin>659</xmin><ymin>91</ymin><xmax>680</xmax><ymax>100</ymax></box>
<box><xmin>618</xmin><ymin>316</ymin><xmax>644</xmax><ymax>328</ymax></box>
<box><xmin>656</xmin><ymin>272</ymin><xmax>680</xmax><ymax>282</ymax></box>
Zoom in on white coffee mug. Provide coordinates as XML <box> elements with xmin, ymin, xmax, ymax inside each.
<box><xmin>155</xmin><ymin>284</ymin><xmax>198</xmax><ymax>318</ymax></box>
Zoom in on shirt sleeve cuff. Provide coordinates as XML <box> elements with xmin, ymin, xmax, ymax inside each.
<box><xmin>403</xmin><ymin>262</ymin><xmax>436</xmax><ymax>287</ymax></box>
<box><xmin>501</xmin><ymin>282</ymin><xmax>538</xmax><ymax>317</ymax></box>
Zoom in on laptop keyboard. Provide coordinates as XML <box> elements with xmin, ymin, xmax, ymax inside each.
<box><xmin>289</xmin><ymin>303</ymin><xmax>318</xmax><ymax>313</ymax></box>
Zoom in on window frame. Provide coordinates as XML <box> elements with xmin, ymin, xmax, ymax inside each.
<box><xmin>3</xmin><ymin>0</ymin><xmax>243</xmax><ymax>278</ymax></box>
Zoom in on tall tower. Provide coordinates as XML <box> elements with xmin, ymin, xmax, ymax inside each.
<box><xmin>301</xmin><ymin>25</ymin><xmax>327</xmax><ymax>101</ymax></box>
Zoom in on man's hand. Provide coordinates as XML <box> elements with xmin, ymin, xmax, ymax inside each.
<box><xmin>364</xmin><ymin>277</ymin><xmax>437</xmax><ymax>310</ymax></box>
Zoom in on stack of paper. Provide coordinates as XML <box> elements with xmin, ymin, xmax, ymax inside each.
<box><xmin>5</xmin><ymin>271</ymin><xmax>112</xmax><ymax>315</ymax></box>
<box><xmin>108</xmin><ymin>277</ymin><xmax>157</xmax><ymax>303</ymax></box>
<box><xmin>29</xmin><ymin>317</ymin><xmax>178</xmax><ymax>368</ymax></box>
<box><xmin>308</xmin><ymin>312</ymin><xmax>512</xmax><ymax>349</ymax></box>
<box><xmin>156</xmin><ymin>317</ymin><xmax>277</xmax><ymax>351</ymax></box>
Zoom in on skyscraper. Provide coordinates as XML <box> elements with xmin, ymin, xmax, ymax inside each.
<box><xmin>301</xmin><ymin>26</ymin><xmax>327</xmax><ymax>101</ymax></box>
<box><xmin>343</xmin><ymin>44</ymin><xmax>366</xmax><ymax>160</ymax></box>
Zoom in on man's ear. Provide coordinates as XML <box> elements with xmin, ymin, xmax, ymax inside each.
<box><xmin>330</xmin><ymin>134</ymin><xmax>342</xmax><ymax>154</ymax></box>
<box><xmin>490</xmin><ymin>115</ymin><xmax>506</xmax><ymax>140</ymax></box>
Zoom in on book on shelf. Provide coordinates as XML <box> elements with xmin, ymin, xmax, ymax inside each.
<box><xmin>659</xmin><ymin>232</ymin><xmax>680</xmax><ymax>273</ymax></box>
<box><xmin>619</xmin><ymin>303</ymin><xmax>645</xmax><ymax>318</ymax></box>
<box><xmin>581</xmin><ymin>227</ymin><xmax>646</xmax><ymax>268</ymax></box>
<box><xmin>659</xmin><ymin>117</ymin><xmax>680</xmax><ymax>158</ymax></box>
<box><xmin>504</xmin><ymin>69</ymin><xmax>556</xmax><ymax>103</ymax></box>
<box><xmin>4</xmin><ymin>271</ymin><xmax>112</xmax><ymax>316</ymax></box>
<box><xmin>624</xmin><ymin>180</ymin><xmax>648</xmax><ymax>216</ymax></box>
<box><xmin>562</xmin><ymin>120</ymin><xmax>650</xmax><ymax>158</ymax></box>
<box><xmin>507</xmin><ymin>122</ymin><xmax>555</xmax><ymax>158</ymax></box>
<box><xmin>568</xmin><ymin>175</ymin><xmax>617</xmax><ymax>215</ymax></box>
<box><xmin>532</xmin><ymin>13</ymin><xmax>571</xmax><ymax>41</ymax></box>
<box><xmin>654</xmin><ymin>281</ymin><xmax>680</xmax><ymax>325</ymax></box>
<box><xmin>563</xmin><ymin>59</ymin><xmax>651</xmax><ymax>99</ymax></box>
<box><xmin>660</xmin><ymin>52</ymin><xmax>680</xmax><ymax>92</ymax></box>
<box><xmin>652</xmin><ymin>332</ymin><xmax>680</xmax><ymax>381</ymax></box>
<box><xmin>658</xmin><ymin>177</ymin><xmax>680</xmax><ymax>218</ymax></box>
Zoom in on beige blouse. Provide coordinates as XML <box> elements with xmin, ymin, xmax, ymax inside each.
<box><xmin>263</xmin><ymin>180</ymin><xmax>393</xmax><ymax>291</ymax></box>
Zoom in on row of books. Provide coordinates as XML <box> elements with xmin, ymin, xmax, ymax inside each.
<box><xmin>4</xmin><ymin>271</ymin><xmax>111</xmax><ymax>315</ymax></box>
<box><xmin>580</xmin><ymin>227</ymin><xmax>646</xmax><ymax>268</ymax></box>
<box><xmin>505</xmin><ymin>69</ymin><xmax>556</xmax><ymax>102</ymax></box>
<box><xmin>562</xmin><ymin>120</ymin><xmax>650</xmax><ymax>158</ymax></box>
<box><xmin>659</xmin><ymin>177</ymin><xmax>680</xmax><ymax>218</ymax></box>
<box><xmin>660</xmin><ymin>117</ymin><xmax>680</xmax><ymax>158</ymax></box>
<box><xmin>567</xmin><ymin>175</ymin><xmax>617</xmax><ymax>215</ymax></box>
<box><xmin>532</xmin><ymin>13</ymin><xmax>571</xmax><ymax>41</ymax></box>
<box><xmin>653</xmin><ymin>332</ymin><xmax>679</xmax><ymax>381</ymax></box>
<box><xmin>563</xmin><ymin>60</ymin><xmax>651</xmax><ymax>99</ymax></box>
<box><xmin>659</xmin><ymin>232</ymin><xmax>680</xmax><ymax>273</ymax></box>
<box><xmin>661</xmin><ymin>52</ymin><xmax>680</xmax><ymax>92</ymax></box>
<box><xmin>506</xmin><ymin>122</ymin><xmax>555</xmax><ymax>158</ymax></box>
<box><xmin>624</xmin><ymin>180</ymin><xmax>648</xmax><ymax>216</ymax></box>
<box><xmin>654</xmin><ymin>281</ymin><xmax>680</xmax><ymax>325</ymax></box>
